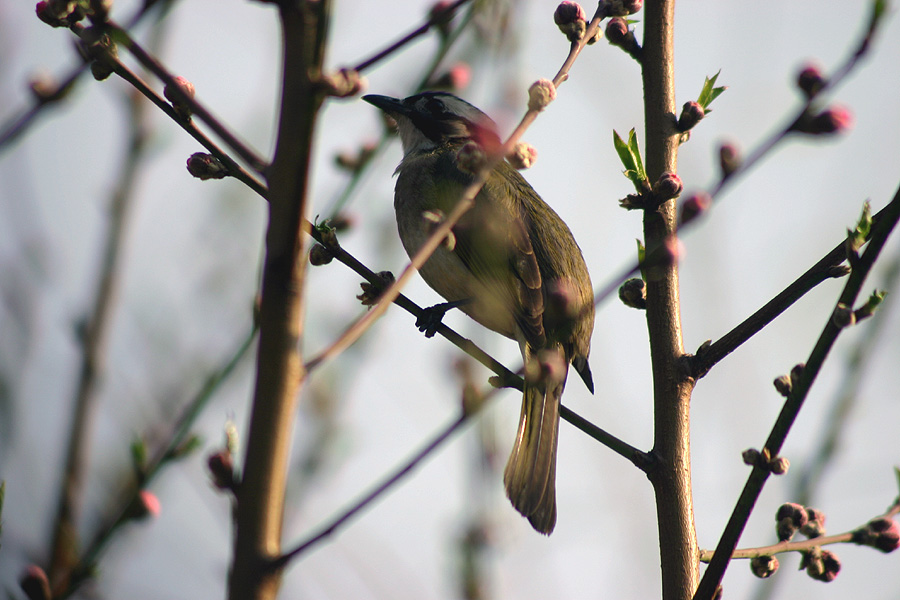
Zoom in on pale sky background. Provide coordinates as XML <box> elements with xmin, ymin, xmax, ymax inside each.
<box><xmin>1</xmin><ymin>0</ymin><xmax>900</xmax><ymax>599</ymax></box>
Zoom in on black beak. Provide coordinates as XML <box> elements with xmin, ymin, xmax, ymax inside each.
<box><xmin>362</xmin><ymin>94</ymin><xmax>408</xmax><ymax>116</ymax></box>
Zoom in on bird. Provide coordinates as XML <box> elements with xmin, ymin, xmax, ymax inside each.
<box><xmin>363</xmin><ymin>91</ymin><xmax>594</xmax><ymax>534</ymax></box>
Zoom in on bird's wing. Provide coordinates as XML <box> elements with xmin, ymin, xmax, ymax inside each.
<box><xmin>449</xmin><ymin>167</ymin><xmax>547</xmax><ymax>349</ymax></box>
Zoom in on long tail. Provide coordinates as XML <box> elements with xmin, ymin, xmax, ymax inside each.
<box><xmin>503</xmin><ymin>360</ymin><xmax>567</xmax><ymax>535</ymax></box>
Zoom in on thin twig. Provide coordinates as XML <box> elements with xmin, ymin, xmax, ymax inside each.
<box><xmin>748</xmin><ymin>255</ymin><xmax>899</xmax><ymax>600</ymax></box>
<box><xmin>105</xmin><ymin>20</ymin><xmax>269</xmax><ymax>174</ymax></box>
<box><xmin>588</xmin><ymin>0</ymin><xmax>888</xmax><ymax>321</ymax></box>
<box><xmin>559</xmin><ymin>405</ymin><xmax>651</xmax><ymax>469</ymax></box>
<box><xmin>694</xmin><ymin>181</ymin><xmax>900</xmax><ymax>600</ymax></box>
<box><xmin>0</xmin><ymin>2</ymin><xmax>159</xmax><ymax>152</ymax></box>
<box><xmin>57</xmin><ymin>326</ymin><xmax>258</xmax><ymax>599</ymax></box>
<box><xmin>690</xmin><ymin>200</ymin><xmax>898</xmax><ymax>379</ymax></box>
<box><xmin>352</xmin><ymin>0</ymin><xmax>473</xmax><ymax>73</ymax></box>
<box><xmin>47</xmin><ymin>73</ymin><xmax>150</xmax><ymax>594</ymax></box>
<box><xmin>325</xmin><ymin>1</ymin><xmax>477</xmax><ymax>219</ymax></box>
<box><xmin>67</xmin><ymin>23</ymin><xmax>268</xmax><ymax>196</ymax></box>
<box><xmin>0</xmin><ymin>65</ymin><xmax>84</xmax><ymax>152</ymax></box>
<box><xmin>275</xmin><ymin>413</ymin><xmax>468</xmax><ymax>566</ymax></box>
<box><xmin>699</xmin><ymin>502</ymin><xmax>900</xmax><ymax>562</ymax></box>
<box><xmin>707</xmin><ymin>0</ymin><xmax>886</xmax><ymax>201</ymax></box>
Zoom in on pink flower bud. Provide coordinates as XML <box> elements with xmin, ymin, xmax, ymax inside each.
<box><xmin>164</xmin><ymin>76</ymin><xmax>196</xmax><ymax>120</ymax></box>
<box><xmin>742</xmin><ymin>448</ymin><xmax>761</xmax><ymax>466</ymax></box>
<box><xmin>776</xmin><ymin>502</ymin><xmax>807</xmax><ymax>541</ymax></box>
<box><xmin>653</xmin><ymin>171</ymin><xmax>683</xmax><ymax>201</ymax></box>
<box><xmin>429</xmin><ymin>1</ymin><xmax>455</xmax><ymax>26</ymax></box>
<box><xmin>605</xmin><ymin>17</ymin><xmax>629</xmax><ymax>45</ymax></box>
<box><xmin>718</xmin><ymin>142</ymin><xmax>741</xmax><ymax>176</ymax></box>
<box><xmin>853</xmin><ymin>516</ymin><xmax>900</xmax><ymax>553</ymax></box>
<box><xmin>554</xmin><ymin>1</ymin><xmax>587</xmax><ymax>41</ymax></box>
<box><xmin>601</xmin><ymin>0</ymin><xmax>642</xmax><ymax>17</ymax></box>
<box><xmin>801</xmin><ymin>507</ymin><xmax>827</xmax><ymax>538</ymax></box>
<box><xmin>805</xmin><ymin>548</ymin><xmax>841</xmax><ymax>582</ymax></box>
<box><xmin>208</xmin><ymin>450</ymin><xmax>237</xmax><ymax>489</ymax></box>
<box><xmin>186</xmin><ymin>152</ymin><xmax>228</xmax><ymax>180</ymax></box>
<box><xmin>677</xmin><ymin>101</ymin><xmax>705</xmax><ymax>132</ymax></box>
<box><xmin>554</xmin><ymin>1</ymin><xmax>586</xmax><ymax>25</ymax></box>
<box><xmin>773</xmin><ymin>374</ymin><xmax>792</xmax><ymax>397</ymax></box>
<box><xmin>132</xmin><ymin>489</ymin><xmax>161</xmax><ymax>520</ymax></box>
<box><xmin>426</xmin><ymin>62</ymin><xmax>474</xmax><ymax>92</ymax></box>
<box><xmin>797</xmin><ymin>63</ymin><xmax>826</xmax><ymax>98</ymax></box>
<box><xmin>35</xmin><ymin>1</ymin><xmax>67</xmax><ymax>26</ymax></box>
<box><xmin>618</xmin><ymin>278</ymin><xmax>647</xmax><ymax>309</ymax></box>
<box><xmin>750</xmin><ymin>555</ymin><xmax>779</xmax><ymax>579</ymax></box>
<box><xmin>795</xmin><ymin>105</ymin><xmax>854</xmax><ymax>135</ymax></box>
<box><xmin>527</xmin><ymin>79</ymin><xmax>556</xmax><ymax>112</ymax></box>
<box><xmin>768</xmin><ymin>455</ymin><xmax>789</xmax><ymax>475</ymax></box>
<box><xmin>679</xmin><ymin>192</ymin><xmax>712</xmax><ymax>225</ymax></box>
<box><xmin>507</xmin><ymin>142</ymin><xmax>537</xmax><ymax>169</ymax></box>
<box><xmin>19</xmin><ymin>565</ymin><xmax>51</xmax><ymax>600</ymax></box>
<box><xmin>832</xmin><ymin>302</ymin><xmax>855</xmax><ymax>328</ymax></box>
<box><xmin>456</xmin><ymin>141</ymin><xmax>487</xmax><ymax>174</ymax></box>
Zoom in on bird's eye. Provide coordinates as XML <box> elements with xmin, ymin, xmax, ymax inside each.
<box><xmin>424</xmin><ymin>97</ymin><xmax>449</xmax><ymax>119</ymax></box>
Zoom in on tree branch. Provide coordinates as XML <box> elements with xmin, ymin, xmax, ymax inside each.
<box><xmin>227</xmin><ymin>1</ymin><xmax>330</xmax><ymax>598</ymax></box>
<box><xmin>640</xmin><ymin>1</ymin><xmax>699</xmax><ymax>598</ymax></box>
<box><xmin>694</xmin><ymin>181</ymin><xmax>900</xmax><ymax>600</ymax></box>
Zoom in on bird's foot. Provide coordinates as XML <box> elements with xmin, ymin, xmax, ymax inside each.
<box><xmin>416</xmin><ymin>299</ymin><xmax>470</xmax><ymax>337</ymax></box>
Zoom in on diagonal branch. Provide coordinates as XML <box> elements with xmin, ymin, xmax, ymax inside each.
<box><xmin>67</xmin><ymin>22</ymin><xmax>267</xmax><ymax>196</ymax></box>
<box><xmin>693</xmin><ymin>180</ymin><xmax>900</xmax><ymax>600</ymax></box>
<box><xmin>104</xmin><ymin>20</ymin><xmax>269</xmax><ymax>174</ymax></box>
<box><xmin>689</xmin><ymin>199</ymin><xmax>897</xmax><ymax>379</ymax></box>
<box><xmin>352</xmin><ymin>0</ymin><xmax>473</xmax><ymax>72</ymax></box>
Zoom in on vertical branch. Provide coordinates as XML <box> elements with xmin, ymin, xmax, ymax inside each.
<box><xmin>227</xmin><ymin>1</ymin><xmax>329</xmax><ymax>599</ymax></box>
<box><xmin>641</xmin><ymin>1</ymin><xmax>699</xmax><ymax>599</ymax></box>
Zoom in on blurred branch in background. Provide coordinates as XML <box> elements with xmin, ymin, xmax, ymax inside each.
<box><xmin>0</xmin><ymin>0</ymin><xmax>177</xmax><ymax>153</ymax></box>
<box><xmin>46</xmin><ymin>55</ymin><xmax>153</xmax><ymax>595</ymax></box>
<box><xmin>55</xmin><ymin>325</ymin><xmax>257</xmax><ymax>599</ymax></box>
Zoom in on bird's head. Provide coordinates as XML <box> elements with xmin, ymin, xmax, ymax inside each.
<box><xmin>363</xmin><ymin>92</ymin><xmax>501</xmax><ymax>156</ymax></box>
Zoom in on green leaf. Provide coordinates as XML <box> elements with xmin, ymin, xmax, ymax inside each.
<box><xmin>613</xmin><ymin>129</ymin><xmax>636</xmax><ymax>172</ymax></box>
<box><xmin>857</xmin><ymin>289</ymin><xmax>887</xmax><ymax>321</ymax></box>
<box><xmin>872</xmin><ymin>0</ymin><xmax>888</xmax><ymax>25</ymax></box>
<box><xmin>169</xmin><ymin>434</ymin><xmax>203</xmax><ymax>460</ymax></box>
<box><xmin>131</xmin><ymin>437</ymin><xmax>147</xmax><ymax>475</ymax></box>
<box><xmin>697</xmin><ymin>70</ymin><xmax>727</xmax><ymax>110</ymax></box>
<box><xmin>613</xmin><ymin>129</ymin><xmax>648</xmax><ymax>190</ymax></box>
<box><xmin>856</xmin><ymin>200</ymin><xmax>873</xmax><ymax>239</ymax></box>
<box><xmin>894</xmin><ymin>466</ymin><xmax>900</xmax><ymax>495</ymax></box>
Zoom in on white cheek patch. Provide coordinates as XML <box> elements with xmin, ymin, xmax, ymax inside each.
<box><xmin>398</xmin><ymin>119</ymin><xmax>437</xmax><ymax>154</ymax></box>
